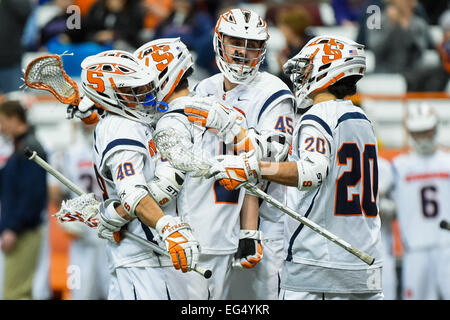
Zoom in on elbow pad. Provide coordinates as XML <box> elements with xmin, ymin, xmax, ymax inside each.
<box><xmin>296</xmin><ymin>152</ymin><xmax>328</xmax><ymax>191</ymax></box>
<box><xmin>147</xmin><ymin>164</ymin><xmax>185</xmax><ymax>207</ymax></box>
<box><xmin>119</xmin><ymin>185</ymin><xmax>149</xmax><ymax>218</ymax></box>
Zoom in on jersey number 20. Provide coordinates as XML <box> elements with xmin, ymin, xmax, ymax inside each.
<box><xmin>335</xmin><ymin>143</ymin><xmax>378</xmax><ymax>217</ymax></box>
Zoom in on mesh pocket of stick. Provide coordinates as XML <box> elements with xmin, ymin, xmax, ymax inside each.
<box><xmin>24</xmin><ymin>54</ymin><xmax>80</xmax><ymax>105</ymax></box>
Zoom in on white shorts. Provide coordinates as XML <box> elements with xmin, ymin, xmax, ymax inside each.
<box><xmin>279</xmin><ymin>289</ymin><xmax>384</xmax><ymax>300</ymax></box>
<box><xmin>107</xmin><ymin>266</ymin><xmax>192</xmax><ymax>300</ymax></box>
<box><xmin>68</xmin><ymin>239</ymin><xmax>109</xmax><ymax>300</ymax></box>
<box><xmin>184</xmin><ymin>253</ymin><xmax>234</xmax><ymax>300</ymax></box>
<box><xmin>226</xmin><ymin>238</ymin><xmax>284</xmax><ymax>300</ymax></box>
<box><xmin>402</xmin><ymin>247</ymin><xmax>450</xmax><ymax>300</ymax></box>
<box><xmin>380</xmin><ymin>236</ymin><xmax>397</xmax><ymax>300</ymax></box>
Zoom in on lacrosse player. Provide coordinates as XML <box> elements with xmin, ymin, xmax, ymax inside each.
<box><xmin>62</xmin><ymin>50</ymin><xmax>200</xmax><ymax>300</ymax></box>
<box><xmin>49</xmin><ymin>122</ymin><xmax>110</xmax><ymax>299</ymax></box>
<box><xmin>189</xmin><ymin>8</ymin><xmax>295</xmax><ymax>300</ymax></box>
<box><xmin>377</xmin><ymin>155</ymin><xmax>398</xmax><ymax>300</ymax></box>
<box><xmin>391</xmin><ymin>104</ymin><xmax>450</xmax><ymax>300</ymax></box>
<box><xmin>133</xmin><ymin>37</ymin><xmax>291</xmax><ymax>299</ymax></box>
<box><xmin>197</xmin><ymin>35</ymin><xmax>384</xmax><ymax>300</ymax></box>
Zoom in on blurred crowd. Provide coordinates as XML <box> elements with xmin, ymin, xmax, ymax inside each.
<box><xmin>0</xmin><ymin>0</ymin><xmax>449</xmax><ymax>301</ymax></box>
<box><xmin>0</xmin><ymin>0</ymin><xmax>449</xmax><ymax>95</ymax></box>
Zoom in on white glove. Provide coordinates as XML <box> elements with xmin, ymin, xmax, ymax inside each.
<box><xmin>155</xmin><ymin>215</ymin><xmax>199</xmax><ymax>273</ymax></box>
<box><xmin>55</xmin><ymin>193</ymin><xmax>100</xmax><ymax>228</ymax></box>
<box><xmin>206</xmin><ymin>150</ymin><xmax>261</xmax><ymax>191</ymax></box>
<box><xmin>233</xmin><ymin>230</ymin><xmax>264</xmax><ymax>269</ymax></box>
<box><xmin>97</xmin><ymin>199</ymin><xmax>129</xmax><ymax>243</ymax></box>
<box><xmin>66</xmin><ymin>96</ymin><xmax>100</xmax><ymax>124</ymax></box>
<box><xmin>234</xmin><ymin>128</ymin><xmax>292</xmax><ymax>162</ymax></box>
<box><xmin>184</xmin><ymin>97</ymin><xmax>245</xmax><ymax>144</ymax></box>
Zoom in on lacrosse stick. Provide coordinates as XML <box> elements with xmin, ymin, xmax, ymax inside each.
<box><xmin>24</xmin><ymin>147</ymin><xmax>212</xmax><ymax>279</ymax></box>
<box><xmin>23</xmin><ymin>53</ymin><xmax>100</xmax><ymax>124</ymax></box>
<box><xmin>23</xmin><ymin>53</ymin><xmax>80</xmax><ymax>105</ymax></box>
<box><xmin>440</xmin><ymin>220</ymin><xmax>450</xmax><ymax>231</ymax></box>
<box><xmin>154</xmin><ymin>128</ymin><xmax>375</xmax><ymax>266</ymax></box>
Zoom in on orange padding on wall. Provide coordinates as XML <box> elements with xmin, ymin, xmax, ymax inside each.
<box><xmin>379</xmin><ymin>147</ymin><xmax>406</xmax><ymax>258</ymax></box>
<box><xmin>48</xmin><ymin>202</ymin><xmax>72</xmax><ymax>300</ymax></box>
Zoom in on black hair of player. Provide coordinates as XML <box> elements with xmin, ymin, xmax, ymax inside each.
<box><xmin>174</xmin><ymin>67</ymin><xmax>194</xmax><ymax>93</ymax></box>
<box><xmin>327</xmin><ymin>75</ymin><xmax>362</xmax><ymax>99</ymax></box>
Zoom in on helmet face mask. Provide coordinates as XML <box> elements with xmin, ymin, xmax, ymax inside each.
<box><xmin>216</xmin><ymin>34</ymin><xmax>267</xmax><ymax>83</ymax></box>
<box><xmin>81</xmin><ymin>53</ymin><xmax>164</xmax><ymax>125</ymax></box>
<box><xmin>283</xmin><ymin>36</ymin><xmax>366</xmax><ymax>110</ymax></box>
<box><xmin>406</xmin><ymin>104</ymin><xmax>438</xmax><ymax>155</ymax></box>
<box><xmin>213</xmin><ymin>9</ymin><xmax>269</xmax><ymax>85</ymax></box>
<box><xmin>115</xmin><ymin>82</ymin><xmax>158</xmax><ymax>109</ymax></box>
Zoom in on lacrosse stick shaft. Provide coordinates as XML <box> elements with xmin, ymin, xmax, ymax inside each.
<box><xmin>154</xmin><ymin>128</ymin><xmax>374</xmax><ymax>265</ymax></box>
<box><xmin>440</xmin><ymin>220</ymin><xmax>450</xmax><ymax>231</ymax></box>
<box><xmin>24</xmin><ymin>147</ymin><xmax>211</xmax><ymax>279</ymax></box>
<box><xmin>246</xmin><ymin>184</ymin><xmax>375</xmax><ymax>265</ymax></box>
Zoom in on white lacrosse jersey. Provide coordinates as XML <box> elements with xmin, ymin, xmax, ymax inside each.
<box><xmin>194</xmin><ymin>72</ymin><xmax>295</xmax><ymax>240</ymax></box>
<box><xmin>93</xmin><ymin>113</ymin><xmax>170</xmax><ymax>269</ymax></box>
<box><xmin>391</xmin><ymin>150</ymin><xmax>450</xmax><ymax>251</ymax></box>
<box><xmin>154</xmin><ymin>93</ymin><xmax>246</xmax><ymax>255</ymax></box>
<box><xmin>283</xmin><ymin>99</ymin><xmax>383</xmax><ymax>293</ymax></box>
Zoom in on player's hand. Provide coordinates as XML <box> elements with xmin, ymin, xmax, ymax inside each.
<box><xmin>235</xmin><ymin>128</ymin><xmax>292</xmax><ymax>162</ymax></box>
<box><xmin>184</xmin><ymin>98</ymin><xmax>245</xmax><ymax>144</ymax></box>
<box><xmin>233</xmin><ymin>230</ymin><xmax>263</xmax><ymax>269</ymax></box>
<box><xmin>97</xmin><ymin>200</ymin><xmax>129</xmax><ymax>243</ymax></box>
<box><xmin>207</xmin><ymin>150</ymin><xmax>261</xmax><ymax>191</ymax></box>
<box><xmin>66</xmin><ymin>96</ymin><xmax>99</xmax><ymax>124</ymax></box>
<box><xmin>55</xmin><ymin>193</ymin><xmax>100</xmax><ymax>228</ymax></box>
<box><xmin>156</xmin><ymin>215</ymin><xmax>199</xmax><ymax>273</ymax></box>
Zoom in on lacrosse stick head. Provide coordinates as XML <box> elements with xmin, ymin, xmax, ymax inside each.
<box><xmin>24</xmin><ymin>54</ymin><xmax>80</xmax><ymax>105</ymax></box>
<box><xmin>54</xmin><ymin>193</ymin><xmax>100</xmax><ymax>228</ymax></box>
<box><xmin>153</xmin><ymin>127</ymin><xmax>211</xmax><ymax>176</ymax></box>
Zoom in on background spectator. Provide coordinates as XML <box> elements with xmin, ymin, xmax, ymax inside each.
<box><xmin>153</xmin><ymin>0</ymin><xmax>214</xmax><ymax>53</ymax></box>
<box><xmin>82</xmin><ymin>0</ymin><xmax>144</xmax><ymax>51</ymax></box>
<box><xmin>0</xmin><ymin>0</ymin><xmax>33</xmax><ymax>94</ymax></box>
<box><xmin>0</xmin><ymin>100</ymin><xmax>48</xmax><ymax>299</ymax></box>
<box><xmin>362</xmin><ymin>0</ymin><xmax>435</xmax><ymax>91</ymax></box>
<box><xmin>275</xmin><ymin>5</ymin><xmax>313</xmax><ymax>90</ymax></box>
<box><xmin>436</xmin><ymin>10</ymin><xmax>450</xmax><ymax>89</ymax></box>
<box><xmin>142</xmin><ymin>0</ymin><xmax>173</xmax><ymax>32</ymax></box>
<box><xmin>332</xmin><ymin>0</ymin><xmax>371</xmax><ymax>27</ymax></box>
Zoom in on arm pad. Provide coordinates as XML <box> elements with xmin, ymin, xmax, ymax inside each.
<box><xmin>147</xmin><ymin>160</ymin><xmax>185</xmax><ymax>207</ymax></box>
<box><xmin>296</xmin><ymin>152</ymin><xmax>328</xmax><ymax>191</ymax></box>
<box><xmin>119</xmin><ymin>185</ymin><xmax>149</xmax><ymax>218</ymax></box>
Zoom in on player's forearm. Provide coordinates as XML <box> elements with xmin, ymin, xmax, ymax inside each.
<box><xmin>134</xmin><ymin>195</ymin><xmax>165</xmax><ymax>228</ymax></box>
<box><xmin>240</xmin><ymin>194</ymin><xmax>259</xmax><ymax>230</ymax></box>
<box><xmin>259</xmin><ymin>161</ymin><xmax>299</xmax><ymax>187</ymax></box>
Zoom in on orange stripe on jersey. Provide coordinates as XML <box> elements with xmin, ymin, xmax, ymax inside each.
<box><xmin>77</xmin><ymin>161</ymin><xmax>93</xmax><ymax>168</ymax></box>
<box><xmin>405</xmin><ymin>172</ymin><xmax>450</xmax><ymax>181</ymax></box>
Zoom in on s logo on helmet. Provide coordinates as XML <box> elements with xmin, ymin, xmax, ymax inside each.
<box><xmin>322</xmin><ymin>39</ymin><xmax>344</xmax><ymax>64</ymax></box>
<box><xmin>86</xmin><ymin>70</ymin><xmax>105</xmax><ymax>92</ymax></box>
<box><xmin>137</xmin><ymin>45</ymin><xmax>174</xmax><ymax>72</ymax></box>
